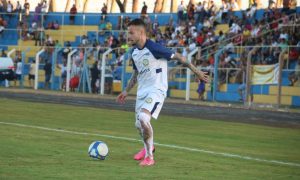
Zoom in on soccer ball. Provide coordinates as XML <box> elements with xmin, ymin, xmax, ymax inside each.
<box><xmin>88</xmin><ymin>141</ymin><xmax>109</xmax><ymax>160</ymax></box>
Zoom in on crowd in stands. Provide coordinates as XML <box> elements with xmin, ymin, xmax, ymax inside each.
<box><xmin>0</xmin><ymin>0</ymin><xmax>299</xmax><ymax>93</ymax></box>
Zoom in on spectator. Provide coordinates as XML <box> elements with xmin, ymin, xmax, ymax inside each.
<box><xmin>0</xmin><ymin>17</ymin><xmax>7</xmax><ymax>37</ymax></box>
<box><xmin>56</xmin><ymin>61</ymin><xmax>67</xmax><ymax>91</ymax></box>
<box><xmin>177</xmin><ymin>1</ymin><xmax>185</xmax><ymax>24</ymax></box>
<box><xmin>14</xmin><ymin>59</ymin><xmax>22</xmax><ymax>87</ymax></box>
<box><xmin>6</xmin><ymin>1</ymin><xmax>13</xmax><ymax>20</ymax></box>
<box><xmin>101</xmin><ymin>3</ymin><xmax>108</xmax><ymax>20</ymax></box>
<box><xmin>141</xmin><ymin>1</ymin><xmax>147</xmax><ymax>18</ymax></box>
<box><xmin>35</xmin><ymin>25</ymin><xmax>45</xmax><ymax>46</ymax></box>
<box><xmin>33</xmin><ymin>3</ymin><xmax>42</xmax><ymax>23</ymax></box>
<box><xmin>44</xmin><ymin>60</ymin><xmax>52</xmax><ymax>89</ymax></box>
<box><xmin>70</xmin><ymin>4</ymin><xmax>77</xmax><ymax>25</ymax></box>
<box><xmin>1</xmin><ymin>49</ymin><xmax>7</xmax><ymax>57</ymax></box>
<box><xmin>197</xmin><ymin>78</ymin><xmax>205</xmax><ymax>100</ymax></box>
<box><xmin>288</xmin><ymin>59</ymin><xmax>300</xmax><ymax>86</ymax></box>
<box><xmin>90</xmin><ymin>62</ymin><xmax>100</xmax><ymax>93</ymax></box>
<box><xmin>15</xmin><ymin>1</ymin><xmax>22</xmax><ymax>21</ymax></box>
<box><xmin>53</xmin><ymin>20</ymin><xmax>60</xmax><ymax>29</ymax></box>
<box><xmin>23</xmin><ymin>0</ymin><xmax>30</xmax><ymax>18</ymax></box>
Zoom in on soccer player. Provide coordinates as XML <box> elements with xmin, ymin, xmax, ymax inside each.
<box><xmin>116</xmin><ymin>18</ymin><xmax>209</xmax><ymax>166</ymax></box>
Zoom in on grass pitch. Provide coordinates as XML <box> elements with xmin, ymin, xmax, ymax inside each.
<box><xmin>0</xmin><ymin>98</ymin><xmax>300</xmax><ymax>179</ymax></box>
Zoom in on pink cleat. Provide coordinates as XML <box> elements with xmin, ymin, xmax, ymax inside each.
<box><xmin>139</xmin><ymin>156</ymin><xmax>155</xmax><ymax>166</ymax></box>
<box><xmin>133</xmin><ymin>146</ymin><xmax>155</xmax><ymax>161</ymax></box>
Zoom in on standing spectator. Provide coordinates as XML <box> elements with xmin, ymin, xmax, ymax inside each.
<box><xmin>28</xmin><ymin>60</ymin><xmax>36</xmax><ymax>88</ymax></box>
<box><xmin>282</xmin><ymin>0</ymin><xmax>290</xmax><ymax>14</ymax></box>
<box><xmin>43</xmin><ymin>60</ymin><xmax>52</xmax><ymax>89</ymax></box>
<box><xmin>6</xmin><ymin>1</ymin><xmax>13</xmax><ymax>20</ymax></box>
<box><xmin>33</xmin><ymin>3</ymin><xmax>42</xmax><ymax>24</ymax></box>
<box><xmin>101</xmin><ymin>3</ymin><xmax>107</xmax><ymax>20</ymax></box>
<box><xmin>90</xmin><ymin>62</ymin><xmax>100</xmax><ymax>93</ymax></box>
<box><xmin>70</xmin><ymin>4</ymin><xmax>77</xmax><ymax>25</ymax></box>
<box><xmin>35</xmin><ymin>25</ymin><xmax>45</xmax><ymax>46</ymax></box>
<box><xmin>14</xmin><ymin>59</ymin><xmax>22</xmax><ymax>87</ymax></box>
<box><xmin>24</xmin><ymin>0</ymin><xmax>30</xmax><ymax>19</ymax></box>
<box><xmin>197</xmin><ymin>78</ymin><xmax>205</xmax><ymax>100</ymax></box>
<box><xmin>41</xmin><ymin>0</ymin><xmax>48</xmax><ymax>23</ymax></box>
<box><xmin>177</xmin><ymin>1</ymin><xmax>185</xmax><ymax>24</ymax></box>
<box><xmin>15</xmin><ymin>1</ymin><xmax>22</xmax><ymax>21</ymax></box>
<box><xmin>57</xmin><ymin>61</ymin><xmax>67</xmax><ymax>91</ymax></box>
<box><xmin>141</xmin><ymin>1</ymin><xmax>147</xmax><ymax>18</ymax></box>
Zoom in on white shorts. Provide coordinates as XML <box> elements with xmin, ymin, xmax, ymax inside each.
<box><xmin>135</xmin><ymin>91</ymin><xmax>165</xmax><ymax>119</ymax></box>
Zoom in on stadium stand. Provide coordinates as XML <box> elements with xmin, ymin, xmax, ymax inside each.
<box><xmin>0</xmin><ymin>1</ymin><xmax>299</xmax><ymax>107</ymax></box>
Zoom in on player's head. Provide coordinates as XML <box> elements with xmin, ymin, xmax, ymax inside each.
<box><xmin>127</xmin><ymin>18</ymin><xmax>147</xmax><ymax>46</ymax></box>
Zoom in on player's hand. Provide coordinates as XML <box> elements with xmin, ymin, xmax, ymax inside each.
<box><xmin>116</xmin><ymin>91</ymin><xmax>128</xmax><ymax>104</ymax></box>
<box><xmin>197</xmin><ymin>71</ymin><xmax>209</xmax><ymax>83</ymax></box>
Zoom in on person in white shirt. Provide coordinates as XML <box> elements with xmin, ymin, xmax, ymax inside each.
<box><xmin>14</xmin><ymin>59</ymin><xmax>22</xmax><ymax>86</ymax></box>
<box><xmin>116</xmin><ymin>19</ymin><xmax>209</xmax><ymax>167</ymax></box>
<box><xmin>7</xmin><ymin>1</ymin><xmax>13</xmax><ymax>19</ymax></box>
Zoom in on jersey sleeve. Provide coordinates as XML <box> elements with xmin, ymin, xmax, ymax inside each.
<box><xmin>129</xmin><ymin>48</ymin><xmax>137</xmax><ymax>71</ymax></box>
<box><xmin>146</xmin><ymin>40</ymin><xmax>174</xmax><ymax>61</ymax></box>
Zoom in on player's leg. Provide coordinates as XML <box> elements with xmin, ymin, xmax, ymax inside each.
<box><xmin>138</xmin><ymin>109</ymin><xmax>155</xmax><ymax>166</ymax></box>
<box><xmin>133</xmin><ymin>112</ymin><xmax>155</xmax><ymax>161</ymax></box>
<box><xmin>139</xmin><ymin>109</ymin><xmax>154</xmax><ymax>158</ymax></box>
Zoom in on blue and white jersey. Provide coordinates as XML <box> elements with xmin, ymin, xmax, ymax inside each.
<box><xmin>131</xmin><ymin>39</ymin><xmax>174</xmax><ymax>98</ymax></box>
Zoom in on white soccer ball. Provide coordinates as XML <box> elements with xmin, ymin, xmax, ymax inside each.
<box><xmin>88</xmin><ymin>141</ymin><xmax>109</xmax><ymax>160</ymax></box>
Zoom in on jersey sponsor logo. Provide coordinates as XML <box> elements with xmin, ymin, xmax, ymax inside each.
<box><xmin>140</xmin><ymin>68</ymin><xmax>150</xmax><ymax>75</ymax></box>
<box><xmin>145</xmin><ymin>97</ymin><xmax>153</xmax><ymax>104</ymax></box>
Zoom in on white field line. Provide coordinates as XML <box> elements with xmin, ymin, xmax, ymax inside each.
<box><xmin>1</xmin><ymin>121</ymin><xmax>300</xmax><ymax>168</ymax></box>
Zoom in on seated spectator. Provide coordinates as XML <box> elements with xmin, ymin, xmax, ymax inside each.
<box><xmin>53</xmin><ymin>21</ymin><xmax>60</xmax><ymax>29</ymax></box>
<box><xmin>70</xmin><ymin>4</ymin><xmax>77</xmax><ymax>25</ymax></box>
<box><xmin>288</xmin><ymin>59</ymin><xmax>300</xmax><ymax>86</ymax></box>
<box><xmin>106</xmin><ymin>21</ymin><xmax>112</xmax><ymax>31</ymax></box>
<box><xmin>1</xmin><ymin>49</ymin><xmax>7</xmax><ymax>57</ymax></box>
<box><xmin>98</xmin><ymin>19</ymin><xmax>107</xmax><ymax>35</ymax></box>
<box><xmin>0</xmin><ymin>17</ymin><xmax>7</xmax><ymax>36</ymax></box>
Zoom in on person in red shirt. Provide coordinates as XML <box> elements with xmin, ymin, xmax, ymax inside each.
<box><xmin>70</xmin><ymin>4</ymin><xmax>77</xmax><ymax>25</ymax></box>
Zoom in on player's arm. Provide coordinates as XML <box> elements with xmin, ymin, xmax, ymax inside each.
<box><xmin>116</xmin><ymin>70</ymin><xmax>138</xmax><ymax>104</ymax></box>
<box><xmin>125</xmin><ymin>69</ymin><xmax>138</xmax><ymax>93</ymax></box>
<box><xmin>171</xmin><ymin>53</ymin><xmax>209</xmax><ymax>82</ymax></box>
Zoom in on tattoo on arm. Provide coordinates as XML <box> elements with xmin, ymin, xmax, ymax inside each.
<box><xmin>172</xmin><ymin>53</ymin><xmax>200</xmax><ymax>75</ymax></box>
<box><xmin>125</xmin><ymin>70</ymin><xmax>138</xmax><ymax>92</ymax></box>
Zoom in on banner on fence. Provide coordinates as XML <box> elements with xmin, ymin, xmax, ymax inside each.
<box><xmin>252</xmin><ymin>63</ymin><xmax>279</xmax><ymax>85</ymax></box>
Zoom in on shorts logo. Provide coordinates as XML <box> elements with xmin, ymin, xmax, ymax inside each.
<box><xmin>142</xmin><ymin>59</ymin><xmax>149</xmax><ymax>67</ymax></box>
<box><xmin>145</xmin><ymin>97</ymin><xmax>153</xmax><ymax>104</ymax></box>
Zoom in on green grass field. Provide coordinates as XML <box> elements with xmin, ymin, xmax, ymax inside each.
<box><xmin>1</xmin><ymin>98</ymin><xmax>300</xmax><ymax>179</ymax></box>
